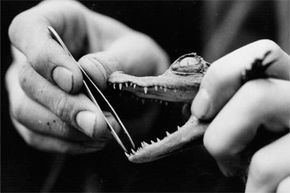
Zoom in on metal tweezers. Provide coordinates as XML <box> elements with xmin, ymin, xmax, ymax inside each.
<box><xmin>48</xmin><ymin>26</ymin><xmax>135</xmax><ymax>153</ymax></box>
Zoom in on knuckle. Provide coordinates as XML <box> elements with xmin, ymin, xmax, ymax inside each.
<box><xmin>9</xmin><ymin>93</ymin><xmax>27</xmax><ymax>123</ymax></box>
<box><xmin>5</xmin><ymin>64</ymin><xmax>17</xmax><ymax>91</ymax></box>
<box><xmin>42</xmin><ymin>0</ymin><xmax>84</xmax><ymax>10</ymax></box>
<box><xmin>254</xmin><ymin>39</ymin><xmax>280</xmax><ymax>55</ymax></box>
<box><xmin>54</xmin><ymin>94</ymin><xmax>73</xmax><ymax>122</ymax></box>
<box><xmin>22</xmin><ymin>129</ymin><xmax>36</xmax><ymax>147</ymax></box>
<box><xmin>248</xmin><ymin>150</ymin><xmax>276</xmax><ymax>184</ymax></box>
<box><xmin>8</xmin><ymin>12</ymin><xmax>29</xmax><ymax>44</ymax></box>
<box><xmin>10</xmin><ymin>102</ymin><xmax>24</xmax><ymax>122</ymax></box>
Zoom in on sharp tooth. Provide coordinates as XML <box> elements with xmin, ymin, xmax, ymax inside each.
<box><xmin>125</xmin><ymin>82</ymin><xmax>128</xmax><ymax>87</ymax></box>
<box><xmin>156</xmin><ymin>138</ymin><xmax>160</xmax><ymax>142</ymax></box>
<box><xmin>155</xmin><ymin>85</ymin><xmax>158</xmax><ymax>91</ymax></box>
<box><xmin>151</xmin><ymin>140</ymin><xmax>155</xmax><ymax>144</ymax></box>
<box><xmin>131</xmin><ymin>149</ymin><xmax>136</xmax><ymax>154</ymax></box>
<box><xmin>130</xmin><ymin>82</ymin><xmax>133</xmax><ymax>86</ymax></box>
<box><xmin>177</xmin><ymin>126</ymin><xmax>181</xmax><ymax>130</ymax></box>
<box><xmin>174</xmin><ymin>89</ymin><xmax>177</xmax><ymax>93</ymax></box>
<box><xmin>133</xmin><ymin>84</ymin><xmax>136</xmax><ymax>89</ymax></box>
<box><xmin>119</xmin><ymin>83</ymin><xmax>123</xmax><ymax>90</ymax></box>
<box><xmin>141</xmin><ymin>142</ymin><xmax>146</xmax><ymax>147</ymax></box>
<box><xmin>159</xmin><ymin>86</ymin><xmax>163</xmax><ymax>90</ymax></box>
<box><xmin>166</xmin><ymin>131</ymin><xmax>170</xmax><ymax>136</ymax></box>
<box><xmin>113</xmin><ymin>83</ymin><xmax>116</xmax><ymax>89</ymax></box>
<box><xmin>144</xmin><ymin>87</ymin><xmax>148</xmax><ymax>94</ymax></box>
<box><xmin>164</xmin><ymin>87</ymin><xmax>167</xmax><ymax>92</ymax></box>
<box><xmin>125</xmin><ymin>152</ymin><xmax>130</xmax><ymax>157</ymax></box>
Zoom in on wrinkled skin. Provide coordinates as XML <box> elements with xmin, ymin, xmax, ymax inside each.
<box><xmin>108</xmin><ymin>53</ymin><xmax>210</xmax><ymax>163</ymax></box>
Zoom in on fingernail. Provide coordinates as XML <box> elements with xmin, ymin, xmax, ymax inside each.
<box><xmin>192</xmin><ymin>89</ymin><xmax>211</xmax><ymax>119</ymax></box>
<box><xmin>52</xmin><ymin>67</ymin><xmax>73</xmax><ymax>92</ymax></box>
<box><xmin>76</xmin><ymin>111</ymin><xmax>96</xmax><ymax>137</ymax></box>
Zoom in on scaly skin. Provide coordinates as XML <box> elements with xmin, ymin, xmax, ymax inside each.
<box><xmin>108</xmin><ymin>53</ymin><xmax>210</xmax><ymax>163</ymax></box>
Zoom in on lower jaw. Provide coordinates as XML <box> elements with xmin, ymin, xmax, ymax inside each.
<box><xmin>127</xmin><ymin>116</ymin><xmax>209</xmax><ymax>163</ymax></box>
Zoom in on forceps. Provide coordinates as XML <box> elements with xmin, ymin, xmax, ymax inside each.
<box><xmin>48</xmin><ymin>26</ymin><xmax>135</xmax><ymax>153</ymax></box>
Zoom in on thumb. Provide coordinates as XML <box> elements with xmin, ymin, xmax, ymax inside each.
<box><xmin>78</xmin><ymin>51</ymin><xmax>121</xmax><ymax>90</ymax></box>
<box><xmin>78</xmin><ymin>32</ymin><xmax>169</xmax><ymax>90</ymax></box>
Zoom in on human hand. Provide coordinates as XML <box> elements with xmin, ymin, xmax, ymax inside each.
<box><xmin>6</xmin><ymin>0</ymin><xmax>168</xmax><ymax>154</ymax></box>
<box><xmin>192</xmin><ymin>40</ymin><xmax>290</xmax><ymax>192</ymax></box>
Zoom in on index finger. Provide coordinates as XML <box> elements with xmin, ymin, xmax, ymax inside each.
<box><xmin>8</xmin><ymin>0</ymin><xmax>87</xmax><ymax>93</ymax></box>
<box><xmin>192</xmin><ymin>39</ymin><xmax>290</xmax><ymax>120</ymax></box>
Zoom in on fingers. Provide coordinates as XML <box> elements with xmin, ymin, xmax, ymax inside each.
<box><xmin>245</xmin><ymin>134</ymin><xmax>290</xmax><ymax>193</ymax></box>
<box><xmin>8</xmin><ymin>0</ymin><xmax>87</xmax><ymax>92</ymax></box>
<box><xmin>203</xmin><ymin>79</ymin><xmax>290</xmax><ymax>176</ymax></box>
<box><xmin>78</xmin><ymin>33</ymin><xmax>168</xmax><ymax>89</ymax></box>
<box><xmin>12</xmin><ymin>119</ymin><xmax>102</xmax><ymax>154</ymax></box>
<box><xmin>192</xmin><ymin>39</ymin><xmax>290</xmax><ymax>120</ymax></box>
<box><xmin>6</xmin><ymin>63</ymin><xmax>97</xmax><ymax>142</ymax></box>
<box><xmin>18</xmin><ymin>63</ymin><xmax>113</xmax><ymax>140</ymax></box>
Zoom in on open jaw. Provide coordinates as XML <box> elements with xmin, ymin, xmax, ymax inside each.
<box><xmin>108</xmin><ymin>53</ymin><xmax>209</xmax><ymax>163</ymax></box>
<box><xmin>125</xmin><ymin>116</ymin><xmax>209</xmax><ymax>163</ymax></box>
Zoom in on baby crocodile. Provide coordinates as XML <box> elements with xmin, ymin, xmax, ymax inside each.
<box><xmin>108</xmin><ymin>53</ymin><xmax>210</xmax><ymax>163</ymax></box>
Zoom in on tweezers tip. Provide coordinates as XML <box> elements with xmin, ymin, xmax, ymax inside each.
<box><xmin>125</xmin><ymin>152</ymin><xmax>130</xmax><ymax>157</ymax></box>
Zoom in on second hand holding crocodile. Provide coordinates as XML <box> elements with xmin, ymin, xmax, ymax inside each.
<box><xmin>108</xmin><ymin>52</ymin><xmax>272</xmax><ymax>163</ymax></box>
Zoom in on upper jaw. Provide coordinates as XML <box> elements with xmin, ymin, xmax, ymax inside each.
<box><xmin>108</xmin><ymin>70</ymin><xmax>202</xmax><ymax>102</ymax></box>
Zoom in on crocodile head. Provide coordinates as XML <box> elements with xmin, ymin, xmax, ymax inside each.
<box><xmin>108</xmin><ymin>53</ymin><xmax>210</xmax><ymax>163</ymax></box>
<box><xmin>109</xmin><ymin>53</ymin><xmax>209</xmax><ymax>103</ymax></box>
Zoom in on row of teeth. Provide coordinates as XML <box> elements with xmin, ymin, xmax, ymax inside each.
<box><xmin>109</xmin><ymin>82</ymin><xmax>177</xmax><ymax>94</ymax></box>
<box><xmin>125</xmin><ymin>126</ymin><xmax>181</xmax><ymax>157</ymax></box>
<box><xmin>131</xmin><ymin>95</ymin><xmax>170</xmax><ymax>106</ymax></box>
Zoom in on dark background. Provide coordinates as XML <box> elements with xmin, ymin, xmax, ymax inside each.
<box><xmin>2</xmin><ymin>0</ymin><xmax>281</xmax><ymax>192</ymax></box>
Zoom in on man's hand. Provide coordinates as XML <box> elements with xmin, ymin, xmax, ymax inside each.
<box><xmin>6</xmin><ymin>0</ymin><xmax>168</xmax><ymax>154</ymax></box>
<box><xmin>192</xmin><ymin>40</ymin><xmax>290</xmax><ymax>192</ymax></box>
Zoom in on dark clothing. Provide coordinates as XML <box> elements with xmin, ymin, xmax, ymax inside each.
<box><xmin>2</xmin><ymin>1</ymin><xmax>288</xmax><ymax>192</ymax></box>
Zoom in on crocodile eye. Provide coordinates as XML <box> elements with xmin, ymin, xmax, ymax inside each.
<box><xmin>170</xmin><ymin>53</ymin><xmax>205</xmax><ymax>74</ymax></box>
<box><xmin>180</xmin><ymin>57</ymin><xmax>200</xmax><ymax>67</ymax></box>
